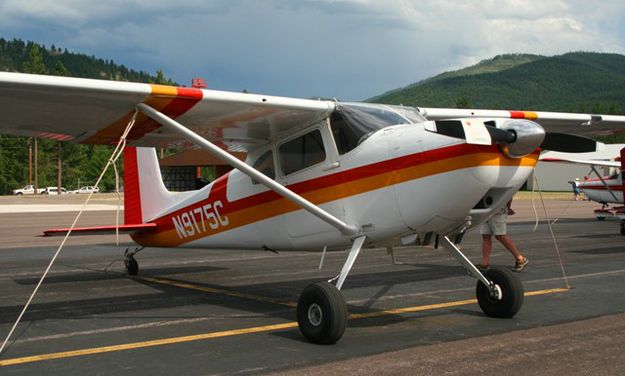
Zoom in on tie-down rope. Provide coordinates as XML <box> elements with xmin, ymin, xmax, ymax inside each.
<box><xmin>531</xmin><ymin>174</ymin><xmax>571</xmax><ymax>289</ymax></box>
<box><xmin>0</xmin><ymin>112</ymin><xmax>138</xmax><ymax>355</ymax></box>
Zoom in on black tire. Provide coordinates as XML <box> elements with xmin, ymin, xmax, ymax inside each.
<box><xmin>597</xmin><ymin>216</ymin><xmax>605</xmax><ymax>221</ymax></box>
<box><xmin>297</xmin><ymin>281</ymin><xmax>347</xmax><ymax>344</ymax></box>
<box><xmin>476</xmin><ymin>266</ymin><xmax>524</xmax><ymax>318</ymax></box>
<box><xmin>16</xmin><ymin>192</ymin><xmax>23</xmax><ymax>195</ymax></box>
<box><xmin>620</xmin><ymin>223</ymin><xmax>625</xmax><ymax>235</ymax></box>
<box><xmin>125</xmin><ymin>256</ymin><xmax>139</xmax><ymax>276</ymax></box>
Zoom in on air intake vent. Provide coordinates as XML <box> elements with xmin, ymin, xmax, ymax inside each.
<box><xmin>433</xmin><ymin>120</ymin><xmax>465</xmax><ymax>140</ymax></box>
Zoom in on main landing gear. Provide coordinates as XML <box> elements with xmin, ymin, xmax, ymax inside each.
<box><xmin>124</xmin><ymin>247</ymin><xmax>144</xmax><ymax>276</ymax></box>
<box><xmin>296</xmin><ymin>234</ymin><xmax>525</xmax><ymax>344</ymax></box>
<box><xmin>297</xmin><ymin>236</ymin><xmax>365</xmax><ymax>344</ymax></box>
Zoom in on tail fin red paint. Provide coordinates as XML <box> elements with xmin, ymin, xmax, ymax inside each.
<box><xmin>123</xmin><ymin>147</ymin><xmax>143</xmax><ymax>224</ymax></box>
<box><xmin>123</xmin><ymin>147</ymin><xmax>179</xmax><ymax>224</ymax></box>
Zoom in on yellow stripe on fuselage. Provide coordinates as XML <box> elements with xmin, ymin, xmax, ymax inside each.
<box><xmin>136</xmin><ymin>152</ymin><xmax>538</xmax><ymax>247</ymax></box>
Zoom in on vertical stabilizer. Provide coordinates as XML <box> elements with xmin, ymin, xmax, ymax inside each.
<box><xmin>123</xmin><ymin>147</ymin><xmax>173</xmax><ymax>224</ymax></box>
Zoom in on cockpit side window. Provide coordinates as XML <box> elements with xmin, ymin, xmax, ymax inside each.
<box><xmin>279</xmin><ymin>129</ymin><xmax>326</xmax><ymax>175</ymax></box>
<box><xmin>330</xmin><ymin>111</ymin><xmax>361</xmax><ymax>155</ymax></box>
<box><xmin>251</xmin><ymin>150</ymin><xmax>275</xmax><ymax>184</ymax></box>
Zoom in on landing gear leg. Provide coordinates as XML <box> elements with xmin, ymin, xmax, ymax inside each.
<box><xmin>441</xmin><ymin>236</ymin><xmax>524</xmax><ymax>318</ymax></box>
<box><xmin>297</xmin><ymin>236</ymin><xmax>366</xmax><ymax>344</ymax></box>
<box><xmin>124</xmin><ymin>247</ymin><xmax>144</xmax><ymax>276</ymax></box>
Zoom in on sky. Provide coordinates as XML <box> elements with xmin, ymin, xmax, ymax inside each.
<box><xmin>0</xmin><ymin>0</ymin><xmax>624</xmax><ymax>100</ymax></box>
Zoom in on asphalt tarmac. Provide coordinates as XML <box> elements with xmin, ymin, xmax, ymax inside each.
<box><xmin>0</xmin><ymin>195</ymin><xmax>623</xmax><ymax>375</ymax></box>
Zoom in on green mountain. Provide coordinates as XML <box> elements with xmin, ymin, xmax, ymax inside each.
<box><xmin>372</xmin><ymin>52</ymin><xmax>625</xmax><ymax>115</ymax></box>
<box><xmin>422</xmin><ymin>54</ymin><xmax>545</xmax><ymax>84</ymax></box>
<box><xmin>0</xmin><ymin>38</ymin><xmax>177</xmax><ymax>195</ymax></box>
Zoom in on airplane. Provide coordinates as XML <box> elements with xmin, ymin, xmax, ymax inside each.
<box><xmin>2</xmin><ymin>71</ymin><xmax>625</xmax><ymax>345</ymax></box>
<box><xmin>540</xmin><ymin>148</ymin><xmax>625</xmax><ymax>233</ymax></box>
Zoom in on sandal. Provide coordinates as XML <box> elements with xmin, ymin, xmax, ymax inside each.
<box><xmin>513</xmin><ymin>257</ymin><xmax>528</xmax><ymax>272</ymax></box>
<box><xmin>475</xmin><ymin>263</ymin><xmax>489</xmax><ymax>271</ymax></box>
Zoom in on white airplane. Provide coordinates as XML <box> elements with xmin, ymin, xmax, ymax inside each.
<box><xmin>541</xmin><ymin>149</ymin><xmax>625</xmax><ymax>232</ymax></box>
<box><xmin>2</xmin><ymin>71</ymin><xmax>625</xmax><ymax>344</ymax></box>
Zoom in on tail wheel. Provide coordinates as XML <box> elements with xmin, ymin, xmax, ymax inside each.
<box><xmin>476</xmin><ymin>266</ymin><xmax>524</xmax><ymax>318</ymax></box>
<box><xmin>125</xmin><ymin>256</ymin><xmax>139</xmax><ymax>276</ymax></box>
<box><xmin>297</xmin><ymin>281</ymin><xmax>347</xmax><ymax>344</ymax></box>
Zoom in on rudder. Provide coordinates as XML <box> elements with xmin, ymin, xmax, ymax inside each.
<box><xmin>123</xmin><ymin>147</ymin><xmax>174</xmax><ymax>224</ymax></box>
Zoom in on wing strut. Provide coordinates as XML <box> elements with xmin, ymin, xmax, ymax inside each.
<box><xmin>136</xmin><ymin>103</ymin><xmax>360</xmax><ymax>237</ymax></box>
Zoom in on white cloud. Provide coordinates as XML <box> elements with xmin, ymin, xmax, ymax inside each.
<box><xmin>0</xmin><ymin>0</ymin><xmax>623</xmax><ymax>99</ymax></box>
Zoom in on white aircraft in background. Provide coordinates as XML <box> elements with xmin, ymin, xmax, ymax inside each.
<box><xmin>2</xmin><ymin>71</ymin><xmax>625</xmax><ymax>344</ymax></box>
<box><xmin>541</xmin><ymin>148</ymin><xmax>625</xmax><ymax>233</ymax></box>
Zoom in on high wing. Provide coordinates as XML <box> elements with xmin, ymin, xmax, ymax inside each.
<box><xmin>0</xmin><ymin>72</ymin><xmax>334</xmax><ymax>151</ymax></box>
<box><xmin>420</xmin><ymin>107</ymin><xmax>625</xmax><ymax>138</ymax></box>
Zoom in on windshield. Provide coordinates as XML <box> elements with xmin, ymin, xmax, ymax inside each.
<box><xmin>330</xmin><ymin>103</ymin><xmax>416</xmax><ymax>155</ymax></box>
<box><xmin>386</xmin><ymin>105</ymin><xmax>426</xmax><ymax>123</ymax></box>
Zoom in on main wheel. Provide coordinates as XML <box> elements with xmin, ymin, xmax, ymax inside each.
<box><xmin>476</xmin><ymin>266</ymin><xmax>524</xmax><ymax>318</ymax></box>
<box><xmin>297</xmin><ymin>281</ymin><xmax>347</xmax><ymax>344</ymax></box>
<box><xmin>125</xmin><ymin>256</ymin><xmax>139</xmax><ymax>276</ymax></box>
<box><xmin>597</xmin><ymin>216</ymin><xmax>605</xmax><ymax>221</ymax></box>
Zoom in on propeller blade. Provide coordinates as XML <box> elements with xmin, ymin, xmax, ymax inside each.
<box><xmin>541</xmin><ymin>132</ymin><xmax>598</xmax><ymax>153</ymax></box>
<box><xmin>484</xmin><ymin>125</ymin><xmax>516</xmax><ymax>144</ymax></box>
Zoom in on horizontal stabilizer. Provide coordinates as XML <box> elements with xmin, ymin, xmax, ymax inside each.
<box><xmin>43</xmin><ymin>223</ymin><xmax>157</xmax><ymax>237</ymax></box>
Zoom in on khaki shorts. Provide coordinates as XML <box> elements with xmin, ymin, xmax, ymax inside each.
<box><xmin>480</xmin><ymin>211</ymin><xmax>507</xmax><ymax>236</ymax></box>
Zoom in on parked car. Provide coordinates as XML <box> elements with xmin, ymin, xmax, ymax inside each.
<box><xmin>70</xmin><ymin>186</ymin><xmax>99</xmax><ymax>194</ymax></box>
<box><xmin>43</xmin><ymin>187</ymin><xmax>68</xmax><ymax>195</ymax></box>
<box><xmin>12</xmin><ymin>185</ymin><xmax>46</xmax><ymax>195</ymax></box>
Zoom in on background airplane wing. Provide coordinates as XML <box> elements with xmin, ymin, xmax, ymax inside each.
<box><xmin>420</xmin><ymin>107</ymin><xmax>625</xmax><ymax>138</ymax></box>
<box><xmin>0</xmin><ymin>72</ymin><xmax>334</xmax><ymax>151</ymax></box>
<box><xmin>539</xmin><ymin>156</ymin><xmax>621</xmax><ymax>168</ymax></box>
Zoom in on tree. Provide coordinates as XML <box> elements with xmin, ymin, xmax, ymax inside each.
<box><xmin>22</xmin><ymin>44</ymin><xmax>47</xmax><ymax>74</ymax></box>
<box><xmin>52</xmin><ymin>60</ymin><xmax>70</xmax><ymax>76</ymax></box>
<box><xmin>151</xmin><ymin>68</ymin><xmax>175</xmax><ymax>85</ymax></box>
<box><xmin>455</xmin><ymin>96</ymin><xmax>470</xmax><ymax>109</ymax></box>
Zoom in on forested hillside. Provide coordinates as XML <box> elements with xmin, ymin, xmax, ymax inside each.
<box><xmin>0</xmin><ymin>39</ymin><xmax>175</xmax><ymax>194</ymax></box>
<box><xmin>372</xmin><ymin>52</ymin><xmax>625</xmax><ymax>115</ymax></box>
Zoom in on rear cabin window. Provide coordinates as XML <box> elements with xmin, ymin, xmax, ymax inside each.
<box><xmin>279</xmin><ymin>129</ymin><xmax>326</xmax><ymax>175</ymax></box>
<box><xmin>251</xmin><ymin>150</ymin><xmax>275</xmax><ymax>183</ymax></box>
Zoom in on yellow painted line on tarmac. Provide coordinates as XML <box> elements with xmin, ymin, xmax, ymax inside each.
<box><xmin>0</xmin><ymin>287</ymin><xmax>568</xmax><ymax>367</ymax></box>
<box><xmin>0</xmin><ymin>322</ymin><xmax>298</xmax><ymax>367</ymax></box>
<box><xmin>136</xmin><ymin>276</ymin><xmax>298</xmax><ymax>308</ymax></box>
<box><xmin>349</xmin><ymin>287</ymin><xmax>569</xmax><ymax>319</ymax></box>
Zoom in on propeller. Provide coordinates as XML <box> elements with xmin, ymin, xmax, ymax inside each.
<box><xmin>485</xmin><ymin>124</ymin><xmax>599</xmax><ymax>154</ymax></box>
<box><xmin>431</xmin><ymin>119</ymin><xmax>599</xmax><ymax>156</ymax></box>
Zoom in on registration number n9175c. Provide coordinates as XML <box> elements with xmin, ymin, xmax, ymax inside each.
<box><xmin>172</xmin><ymin>200</ymin><xmax>229</xmax><ymax>239</ymax></box>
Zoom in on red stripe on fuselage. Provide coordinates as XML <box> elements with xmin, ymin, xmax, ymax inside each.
<box><xmin>581</xmin><ymin>184</ymin><xmax>624</xmax><ymax>192</ymax></box>
<box><xmin>142</xmin><ymin>144</ymin><xmax>535</xmax><ymax>235</ymax></box>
